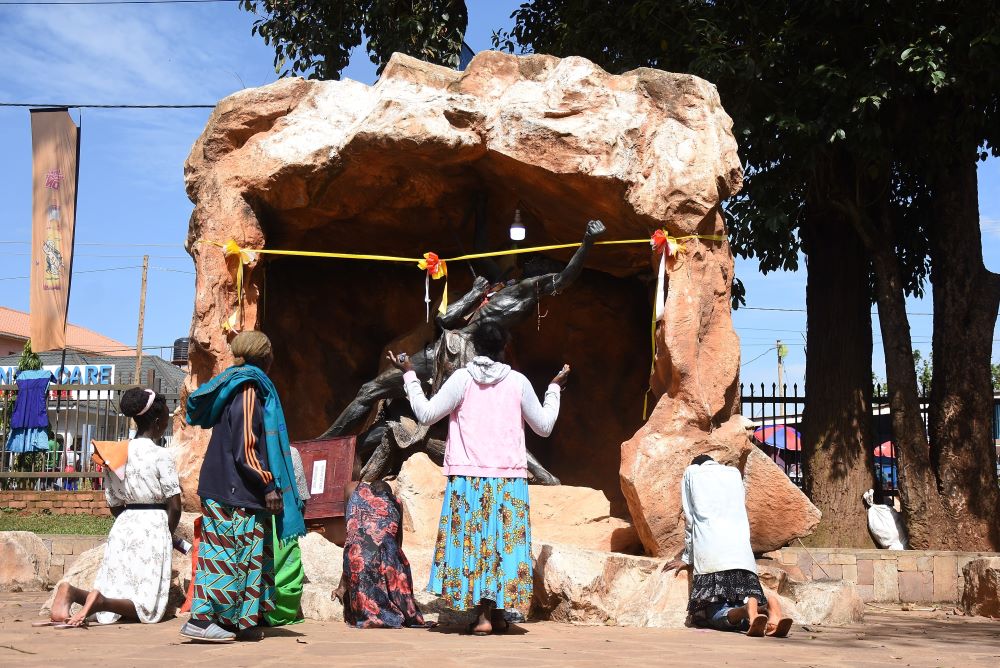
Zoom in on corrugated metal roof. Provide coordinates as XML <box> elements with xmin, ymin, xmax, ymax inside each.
<box><xmin>0</xmin><ymin>306</ymin><xmax>134</xmax><ymax>356</ymax></box>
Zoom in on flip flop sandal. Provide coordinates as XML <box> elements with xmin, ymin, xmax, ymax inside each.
<box><xmin>54</xmin><ymin>622</ymin><xmax>88</xmax><ymax>629</ymax></box>
<box><xmin>746</xmin><ymin>614</ymin><xmax>768</xmax><ymax>637</ymax></box>
<box><xmin>31</xmin><ymin>620</ymin><xmax>65</xmax><ymax>627</ymax></box>
<box><xmin>767</xmin><ymin>617</ymin><xmax>793</xmax><ymax>638</ymax></box>
<box><xmin>465</xmin><ymin>621</ymin><xmax>491</xmax><ymax>636</ymax></box>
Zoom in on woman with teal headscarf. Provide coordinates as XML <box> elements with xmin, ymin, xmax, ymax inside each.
<box><xmin>180</xmin><ymin>331</ymin><xmax>305</xmax><ymax>643</ymax></box>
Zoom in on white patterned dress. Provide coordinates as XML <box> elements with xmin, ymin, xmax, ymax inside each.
<box><xmin>91</xmin><ymin>438</ymin><xmax>181</xmax><ymax>624</ymax></box>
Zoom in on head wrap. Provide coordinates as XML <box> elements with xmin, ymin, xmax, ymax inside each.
<box><xmin>136</xmin><ymin>388</ymin><xmax>157</xmax><ymax>416</ymax></box>
<box><xmin>230</xmin><ymin>330</ymin><xmax>272</xmax><ymax>367</ymax></box>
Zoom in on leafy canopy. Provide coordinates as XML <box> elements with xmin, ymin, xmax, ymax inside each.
<box><xmin>496</xmin><ymin>1</ymin><xmax>1000</xmax><ymax>296</ymax></box>
<box><xmin>240</xmin><ymin>0</ymin><xmax>468</xmax><ymax>79</ymax></box>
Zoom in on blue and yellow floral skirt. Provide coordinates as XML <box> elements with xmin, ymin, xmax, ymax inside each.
<box><xmin>429</xmin><ymin>476</ymin><xmax>533</xmax><ymax>612</ymax></box>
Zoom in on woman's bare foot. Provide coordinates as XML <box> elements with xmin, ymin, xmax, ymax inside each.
<box><xmin>65</xmin><ymin>590</ymin><xmax>101</xmax><ymax>627</ymax></box>
<box><xmin>468</xmin><ymin>617</ymin><xmax>492</xmax><ymax>635</ymax></box>
<box><xmin>50</xmin><ymin>582</ymin><xmax>73</xmax><ymax>622</ymax></box>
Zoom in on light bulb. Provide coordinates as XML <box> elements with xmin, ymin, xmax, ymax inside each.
<box><xmin>510</xmin><ymin>209</ymin><xmax>526</xmax><ymax>241</ymax></box>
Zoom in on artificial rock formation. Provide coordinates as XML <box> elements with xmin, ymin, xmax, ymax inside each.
<box><xmin>0</xmin><ymin>531</ymin><xmax>51</xmax><ymax>592</ymax></box>
<box><xmin>392</xmin><ymin>452</ymin><xmax>642</xmax><ymax>554</ymax></box>
<box><xmin>962</xmin><ymin>557</ymin><xmax>1000</xmax><ymax>618</ymax></box>
<box><xmin>532</xmin><ymin>543</ymin><xmax>863</xmax><ymax>627</ymax></box>
<box><xmin>621</xmin><ymin>412</ymin><xmax>821</xmax><ymax>556</ymax></box>
<box><xmin>175</xmin><ymin>49</ymin><xmax>742</xmax><ymax>515</ymax></box>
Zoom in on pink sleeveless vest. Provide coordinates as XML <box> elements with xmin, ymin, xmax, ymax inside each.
<box><xmin>444</xmin><ymin>373</ymin><xmax>527</xmax><ymax>478</ymax></box>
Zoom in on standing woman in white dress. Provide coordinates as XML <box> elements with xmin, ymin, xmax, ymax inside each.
<box><xmin>49</xmin><ymin>387</ymin><xmax>182</xmax><ymax>626</ymax></box>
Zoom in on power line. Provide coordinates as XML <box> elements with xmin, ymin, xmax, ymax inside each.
<box><xmin>0</xmin><ymin>265</ymin><xmax>193</xmax><ymax>281</ymax></box>
<box><xmin>742</xmin><ymin>347</ymin><xmax>776</xmax><ymax>367</ymax></box>
<box><xmin>739</xmin><ymin>305</ymin><xmax>936</xmax><ymax>317</ymax></box>
<box><xmin>0</xmin><ymin>265</ymin><xmax>141</xmax><ymax>281</ymax></box>
<box><xmin>0</xmin><ymin>241</ymin><xmax>180</xmax><ymax>248</ymax></box>
<box><xmin>0</xmin><ymin>102</ymin><xmax>215</xmax><ymax>108</ymax></box>
<box><xmin>0</xmin><ymin>0</ymin><xmax>238</xmax><ymax>6</ymax></box>
<box><xmin>5</xmin><ymin>252</ymin><xmax>188</xmax><ymax>259</ymax></box>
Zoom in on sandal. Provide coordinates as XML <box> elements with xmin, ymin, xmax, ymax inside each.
<box><xmin>746</xmin><ymin>614</ymin><xmax>768</xmax><ymax>637</ymax></box>
<box><xmin>490</xmin><ymin>612</ymin><xmax>510</xmax><ymax>635</ymax></box>
<box><xmin>766</xmin><ymin>617</ymin><xmax>793</xmax><ymax>638</ymax></box>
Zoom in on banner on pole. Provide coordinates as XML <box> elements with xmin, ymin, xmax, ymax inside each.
<box><xmin>30</xmin><ymin>109</ymin><xmax>80</xmax><ymax>352</ymax></box>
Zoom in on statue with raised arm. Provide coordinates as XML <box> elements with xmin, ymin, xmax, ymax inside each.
<box><xmin>321</xmin><ymin>219</ymin><xmax>607</xmax><ymax>484</ymax></box>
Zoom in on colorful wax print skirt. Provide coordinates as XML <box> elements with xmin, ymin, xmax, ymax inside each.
<box><xmin>343</xmin><ymin>481</ymin><xmax>426</xmax><ymax>628</ymax></box>
<box><xmin>429</xmin><ymin>476</ymin><xmax>533</xmax><ymax>612</ymax></box>
<box><xmin>190</xmin><ymin>499</ymin><xmax>274</xmax><ymax>631</ymax></box>
<box><xmin>688</xmin><ymin>568</ymin><xmax>766</xmax><ymax>615</ymax></box>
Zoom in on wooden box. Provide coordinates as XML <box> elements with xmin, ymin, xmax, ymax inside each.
<box><xmin>292</xmin><ymin>436</ymin><xmax>355</xmax><ymax>520</ymax></box>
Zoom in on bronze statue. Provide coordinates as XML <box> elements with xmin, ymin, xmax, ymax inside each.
<box><xmin>322</xmin><ymin>219</ymin><xmax>607</xmax><ymax>483</ymax></box>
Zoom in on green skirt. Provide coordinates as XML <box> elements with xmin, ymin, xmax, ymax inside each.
<box><xmin>264</xmin><ymin>516</ymin><xmax>304</xmax><ymax>626</ymax></box>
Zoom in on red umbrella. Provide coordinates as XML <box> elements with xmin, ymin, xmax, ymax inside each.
<box><xmin>873</xmin><ymin>441</ymin><xmax>895</xmax><ymax>458</ymax></box>
<box><xmin>752</xmin><ymin>425</ymin><xmax>802</xmax><ymax>451</ymax></box>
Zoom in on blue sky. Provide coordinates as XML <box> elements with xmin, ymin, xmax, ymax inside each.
<box><xmin>0</xmin><ymin>0</ymin><xmax>997</xmax><ymax>389</ymax></box>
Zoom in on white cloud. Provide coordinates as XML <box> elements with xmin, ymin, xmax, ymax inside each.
<box><xmin>982</xmin><ymin>217</ymin><xmax>1000</xmax><ymax>238</ymax></box>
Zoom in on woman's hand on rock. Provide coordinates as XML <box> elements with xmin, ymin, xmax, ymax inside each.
<box><xmin>665</xmin><ymin>559</ymin><xmax>689</xmax><ymax>575</ymax></box>
<box><xmin>386</xmin><ymin>351</ymin><xmax>414</xmax><ymax>373</ymax></box>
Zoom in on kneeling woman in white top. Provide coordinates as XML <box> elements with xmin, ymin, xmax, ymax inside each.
<box><xmin>666</xmin><ymin>454</ymin><xmax>791</xmax><ymax>638</ymax></box>
<box><xmin>49</xmin><ymin>387</ymin><xmax>182</xmax><ymax>626</ymax></box>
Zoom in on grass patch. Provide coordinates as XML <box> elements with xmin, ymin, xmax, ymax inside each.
<box><xmin>0</xmin><ymin>508</ymin><xmax>112</xmax><ymax>535</ymax></box>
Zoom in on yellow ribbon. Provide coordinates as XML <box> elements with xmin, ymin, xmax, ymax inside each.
<box><xmin>199</xmin><ymin>233</ymin><xmax>727</xmax><ymax>416</ymax></box>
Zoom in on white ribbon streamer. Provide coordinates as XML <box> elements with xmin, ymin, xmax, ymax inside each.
<box><xmin>654</xmin><ymin>251</ymin><xmax>666</xmax><ymax>321</ymax></box>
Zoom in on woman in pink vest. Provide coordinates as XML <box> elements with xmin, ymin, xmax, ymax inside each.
<box><xmin>389</xmin><ymin>318</ymin><xmax>569</xmax><ymax>635</ymax></box>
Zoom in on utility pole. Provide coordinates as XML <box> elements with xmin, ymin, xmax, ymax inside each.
<box><xmin>134</xmin><ymin>255</ymin><xmax>148</xmax><ymax>385</ymax></box>
<box><xmin>776</xmin><ymin>339</ymin><xmax>785</xmax><ymax>397</ymax></box>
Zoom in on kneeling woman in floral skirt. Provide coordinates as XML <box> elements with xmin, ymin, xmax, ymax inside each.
<box><xmin>389</xmin><ymin>318</ymin><xmax>569</xmax><ymax>635</ymax></box>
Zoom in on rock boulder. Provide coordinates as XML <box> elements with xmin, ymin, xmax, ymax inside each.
<box><xmin>533</xmin><ymin>543</ymin><xmax>862</xmax><ymax>627</ymax></box>
<box><xmin>391</xmin><ymin>453</ymin><xmax>641</xmax><ymax>553</ymax></box>
<box><xmin>175</xmin><ymin>49</ymin><xmax>742</xmax><ymax>516</ymax></box>
<box><xmin>0</xmin><ymin>531</ymin><xmax>51</xmax><ymax>592</ymax></box>
<box><xmin>621</xmin><ymin>413</ymin><xmax>820</xmax><ymax>556</ymax></box>
<box><xmin>961</xmin><ymin>557</ymin><xmax>1000</xmax><ymax>618</ymax></box>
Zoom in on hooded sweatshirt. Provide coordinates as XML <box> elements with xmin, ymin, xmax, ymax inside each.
<box><xmin>402</xmin><ymin>356</ymin><xmax>561</xmax><ymax>478</ymax></box>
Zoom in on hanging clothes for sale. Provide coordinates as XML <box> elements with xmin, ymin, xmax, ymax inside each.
<box><xmin>6</xmin><ymin>369</ymin><xmax>55</xmax><ymax>453</ymax></box>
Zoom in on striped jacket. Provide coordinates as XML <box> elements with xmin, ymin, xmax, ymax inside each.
<box><xmin>196</xmin><ymin>381</ymin><xmax>276</xmax><ymax>510</ymax></box>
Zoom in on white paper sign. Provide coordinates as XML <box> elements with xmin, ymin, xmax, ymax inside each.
<box><xmin>310</xmin><ymin>459</ymin><xmax>327</xmax><ymax>496</ymax></box>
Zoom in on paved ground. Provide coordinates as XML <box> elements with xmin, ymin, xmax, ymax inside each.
<box><xmin>1</xmin><ymin>592</ymin><xmax>998</xmax><ymax>667</ymax></box>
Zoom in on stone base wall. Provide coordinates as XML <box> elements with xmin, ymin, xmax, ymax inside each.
<box><xmin>765</xmin><ymin>547</ymin><xmax>999</xmax><ymax>604</ymax></box>
<box><xmin>37</xmin><ymin>534</ymin><xmax>107</xmax><ymax>584</ymax></box>
<box><xmin>0</xmin><ymin>491</ymin><xmax>110</xmax><ymax>516</ymax></box>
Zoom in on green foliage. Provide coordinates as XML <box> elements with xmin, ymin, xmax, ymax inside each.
<box><xmin>496</xmin><ymin>1</ymin><xmax>1000</xmax><ymax>290</ymax></box>
<box><xmin>912</xmin><ymin>349</ymin><xmax>933</xmax><ymax>393</ymax></box>
<box><xmin>992</xmin><ymin>363</ymin><xmax>1000</xmax><ymax>392</ymax></box>
<box><xmin>239</xmin><ymin>0</ymin><xmax>468</xmax><ymax>79</ymax></box>
<box><xmin>0</xmin><ymin>508</ymin><xmax>113</xmax><ymax>535</ymax></box>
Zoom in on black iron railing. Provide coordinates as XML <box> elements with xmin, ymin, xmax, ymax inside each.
<box><xmin>0</xmin><ymin>377</ymin><xmax>180</xmax><ymax>490</ymax></box>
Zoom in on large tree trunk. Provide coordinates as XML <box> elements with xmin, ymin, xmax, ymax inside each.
<box><xmin>928</xmin><ymin>150</ymin><xmax>1000</xmax><ymax>550</ymax></box>
<box><xmin>868</xmin><ymin>238</ymin><xmax>948</xmax><ymax>549</ymax></box>
<box><xmin>800</xmin><ymin>190</ymin><xmax>876</xmax><ymax>547</ymax></box>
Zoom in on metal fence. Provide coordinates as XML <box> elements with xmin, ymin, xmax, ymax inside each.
<box><xmin>0</xmin><ymin>377</ymin><xmax>180</xmax><ymax>490</ymax></box>
<box><xmin>740</xmin><ymin>383</ymin><xmax>1000</xmax><ymax>501</ymax></box>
